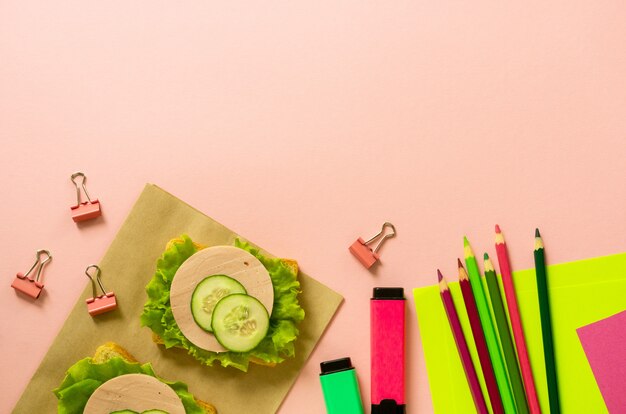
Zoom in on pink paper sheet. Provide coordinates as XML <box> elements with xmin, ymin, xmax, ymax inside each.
<box><xmin>577</xmin><ymin>310</ymin><xmax>626</xmax><ymax>414</ymax></box>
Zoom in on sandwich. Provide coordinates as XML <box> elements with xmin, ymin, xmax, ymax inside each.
<box><xmin>140</xmin><ymin>235</ymin><xmax>305</xmax><ymax>372</ymax></box>
<box><xmin>54</xmin><ymin>342</ymin><xmax>217</xmax><ymax>414</ymax></box>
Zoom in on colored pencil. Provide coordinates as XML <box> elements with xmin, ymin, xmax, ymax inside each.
<box><xmin>463</xmin><ymin>239</ymin><xmax>517</xmax><ymax>414</ymax></box>
<box><xmin>438</xmin><ymin>270</ymin><xmax>489</xmax><ymax>414</ymax></box>
<box><xmin>484</xmin><ymin>253</ymin><xmax>529</xmax><ymax>413</ymax></box>
<box><xmin>458</xmin><ymin>259</ymin><xmax>506</xmax><ymax>414</ymax></box>
<box><xmin>494</xmin><ymin>225</ymin><xmax>541</xmax><ymax>414</ymax></box>
<box><xmin>534</xmin><ymin>229</ymin><xmax>560</xmax><ymax>413</ymax></box>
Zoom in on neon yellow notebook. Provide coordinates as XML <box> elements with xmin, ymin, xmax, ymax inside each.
<box><xmin>413</xmin><ymin>253</ymin><xmax>626</xmax><ymax>413</ymax></box>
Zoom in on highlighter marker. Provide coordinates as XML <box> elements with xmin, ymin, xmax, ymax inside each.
<box><xmin>371</xmin><ymin>287</ymin><xmax>406</xmax><ymax>414</ymax></box>
<box><xmin>319</xmin><ymin>357</ymin><xmax>365</xmax><ymax>414</ymax></box>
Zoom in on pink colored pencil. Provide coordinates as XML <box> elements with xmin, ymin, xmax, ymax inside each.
<box><xmin>458</xmin><ymin>259</ymin><xmax>505</xmax><ymax>414</ymax></box>
<box><xmin>495</xmin><ymin>225</ymin><xmax>542</xmax><ymax>414</ymax></box>
<box><xmin>439</xmin><ymin>270</ymin><xmax>489</xmax><ymax>414</ymax></box>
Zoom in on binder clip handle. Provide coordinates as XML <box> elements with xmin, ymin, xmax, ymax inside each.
<box><xmin>85</xmin><ymin>264</ymin><xmax>108</xmax><ymax>298</ymax></box>
<box><xmin>71</xmin><ymin>171</ymin><xmax>93</xmax><ymax>206</ymax></box>
<box><xmin>85</xmin><ymin>264</ymin><xmax>117</xmax><ymax>316</ymax></box>
<box><xmin>12</xmin><ymin>249</ymin><xmax>52</xmax><ymax>299</ymax></box>
<box><xmin>364</xmin><ymin>222</ymin><xmax>397</xmax><ymax>254</ymax></box>
<box><xmin>349</xmin><ymin>222</ymin><xmax>396</xmax><ymax>269</ymax></box>
<box><xmin>23</xmin><ymin>249</ymin><xmax>53</xmax><ymax>282</ymax></box>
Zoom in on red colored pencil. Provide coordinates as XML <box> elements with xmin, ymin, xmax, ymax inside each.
<box><xmin>495</xmin><ymin>225</ymin><xmax>542</xmax><ymax>414</ymax></box>
<box><xmin>458</xmin><ymin>259</ymin><xmax>505</xmax><ymax>414</ymax></box>
<box><xmin>439</xmin><ymin>270</ymin><xmax>489</xmax><ymax>414</ymax></box>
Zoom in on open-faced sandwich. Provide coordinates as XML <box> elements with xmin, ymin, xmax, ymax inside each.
<box><xmin>140</xmin><ymin>235</ymin><xmax>305</xmax><ymax>372</ymax></box>
<box><xmin>54</xmin><ymin>342</ymin><xmax>216</xmax><ymax>414</ymax></box>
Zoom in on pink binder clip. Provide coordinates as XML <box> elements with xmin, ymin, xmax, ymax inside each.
<box><xmin>85</xmin><ymin>265</ymin><xmax>117</xmax><ymax>316</ymax></box>
<box><xmin>70</xmin><ymin>172</ymin><xmax>101</xmax><ymax>222</ymax></box>
<box><xmin>11</xmin><ymin>249</ymin><xmax>52</xmax><ymax>299</ymax></box>
<box><xmin>349</xmin><ymin>222</ymin><xmax>396</xmax><ymax>269</ymax></box>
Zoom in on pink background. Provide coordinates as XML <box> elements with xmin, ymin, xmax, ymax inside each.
<box><xmin>1</xmin><ymin>1</ymin><xmax>625</xmax><ymax>413</ymax></box>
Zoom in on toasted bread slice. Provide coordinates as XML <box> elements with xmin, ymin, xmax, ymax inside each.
<box><xmin>93</xmin><ymin>343</ymin><xmax>217</xmax><ymax>414</ymax></box>
<box><xmin>93</xmin><ymin>342</ymin><xmax>139</xmax><ymax>364</ymax></box>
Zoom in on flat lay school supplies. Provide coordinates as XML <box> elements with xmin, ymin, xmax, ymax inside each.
<box><xmin>84</xmin><ymin>264</ymin><xmax>117</xmax><ymax>316</ymax></box>
<box><xmin>371</xmin><ymin>287</ymin><xmax>405</xmax><ymax>414</ymax></box>
<box><xmin>349</xmin><ymin>222</ymin><xmax>396</xmax><ymax>269</ymax></box>
<box><xmin>533</xmin><ymin>229</ymin><xmax>560</xmax><ymax>413</ymax></box>
<box><xmin>11</xmin><ymin>249</ymin><xmax>52</xmax><ymax>299</ymax></box>
<box><xmin>494</xmin><ymin>226</ymin><xmax>540</xmax><ymax>413</ymax></box>
<box><xmin>438</xmin><ymin>270</ymin><xmax>488</xmax><ymax>414</ymax></box>
<box><xmin>70</xmin><ymin>172</ymin><xmax>102</xmax><ymax>222</ymax></box>
<box><xmin>319</xmin><ymin>357</ymin><xmax>365</xmax><ymax>414</ymax></box>
<box><xmin>463</xmin><ymin>240</ymin><xmax>516</xmax><ymax>413</ymax></box>
<box><xmin>10</xmin><ymin>171</ymin><xmax>624</xmax><ymax>414</ymax></box>
<box><xmin>13</xmin><ymin>184</ymin><xmax>343</xmax><ymax>414</ymax></box>
<box><xmin>577</xmin><ymin>310</ymin><xmax>626</xmax><ymax>414</ymax></box>
<box><xmin>414</xmin><ymin>252</ymin><xmax>626</xmax><ymax>413</ymax></box>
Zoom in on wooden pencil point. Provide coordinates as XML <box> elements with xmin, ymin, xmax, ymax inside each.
<box><xmin>457</xmin><ymin>258</ymin><xmax>464</xmax><ymax>268</ymax></box>
<box><xmin>437</xmin><ymin>269</ymin><xmax>443</xmax><ymax>282</ymax></box>
<box><xmin>535</xmin><ymin>235</ymin><xmax>544</xmax><ymax>250</ymax></box>
<box><xmin>495</xmin><ymin>227</ymin><xmax>505</xmax><ymax>245</ymax></box>
<box><xmin>463</xmin><ymin>238</ymin><xmax>475</xmax><ymax>259</ymax></box>
<box><xmin>458</xmin><ymin>262</ymin><xmax>469</xmax><ymax>281</ymax></box>
<box><xmin>535</xmin><ymin>228</ymin><xmax>540</xmax><ymax>237</ymax></box>
<box><xmin>484</xmin><ymin>256</ymin><xmax>495</xmax><ymax>272</ymax></box>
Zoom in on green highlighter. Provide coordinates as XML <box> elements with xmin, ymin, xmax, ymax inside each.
<box><xmin>319</xmin><ymin>357</ymin><xmax>365</xmax><ymax>414</ymax></box>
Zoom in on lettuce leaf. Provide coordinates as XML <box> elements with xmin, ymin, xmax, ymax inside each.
<box><xmin>140</xmin><ymin>235</ymin><xmax>305</xmax><ymax>372</ymax></box>
<box><xmin>53</xmin><ymin>356</ymin><xmax>204</xmax><ymax>414</ymax></box>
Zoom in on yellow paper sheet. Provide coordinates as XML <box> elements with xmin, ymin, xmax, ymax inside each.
<box><xmin>413</xmin><ymin>253</ymin><xmax>626</xmax><ymax>414</ymax></box>
<box><xmin>13</xmin><ymin>184</ymin><xmax>344</xmax><ymax>414</ymax></box>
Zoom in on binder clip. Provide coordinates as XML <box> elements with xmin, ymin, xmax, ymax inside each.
<box><xmin>349</xmin><ymin>222</ymin><xmax>396</xmax><ymax>269</ymax></box>
<box><xmin>11</xmin><ymin>249</ymin><xmax>52</xmax><ymax>299</ymax></box>
<box><xmin>70</xmin><ymin>172</ymin><xmax>101</xmax><ymax>222</ymax></box>
<box><xmin>85</xmin><ymin>265</ymin><xmax>117</xmax><ymax>316</ymax></box>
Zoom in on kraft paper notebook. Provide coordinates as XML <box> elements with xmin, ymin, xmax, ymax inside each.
<box><xmin>13</xmin><ymin>184</ymin><xmax>344</xmax><ymax>414</ymax></box>
<box><xmin>413</xmin><ymin>252</ymin><xmax>626</xmax><ymax>413</ymax></box>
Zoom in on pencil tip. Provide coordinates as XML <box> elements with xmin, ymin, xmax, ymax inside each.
<box><xmin>457</xmin><ymin>258</ymin><xmax>463</xmax><ymax>268</ymax></box>
<box><xmin>535</xmin><ymin>228</ymin><xmax>540</xmax><ymax>237</ymax></box>
<box><xmin>437</xmin><ymin>269</ymin><xmax>443</xmax><ymax>282</ymax></box>
<box><xmin>495</xmin><ymin>224</ymin><xmax>501</xmax><ymax>233</ymax></box>
<box><xmin>483</xmin><ymin>252</ymin><xmax>489</xmax><ymax>260</ymax></box>
<box><xmin>463</xmin><ymin>236</ymin><xmax>469</xmax><ymax>247</ymax></box>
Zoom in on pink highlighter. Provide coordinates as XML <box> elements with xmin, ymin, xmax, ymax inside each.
<box><xmin>371</xmin><ymin>287</ymin><xmax>406</xmax><ymax>414</ymax></box>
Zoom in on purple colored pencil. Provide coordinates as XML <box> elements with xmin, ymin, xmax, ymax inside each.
<box><xmin>458</xmin><ymin>259</ymin><xmax>505</xmax><ymax>414</ymax></box>
<box><xmin>438</xmin><ymin>270</ymin><xmax>489</xmax><ymax>414</ymax></box>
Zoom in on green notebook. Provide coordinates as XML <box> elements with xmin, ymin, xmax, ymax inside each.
<box><xmin>413</xmin><ymin>253</ymin><xmax>626</xmax><ymax>413</ymax></box>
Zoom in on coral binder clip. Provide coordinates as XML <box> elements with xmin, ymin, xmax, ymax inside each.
<box><xmin>11</xmin><ymin>249</ymin><xmax>52</xmax><ymax>299</ymax></box>
<box><xmin>85</xmin><ymin>265</ymin><xmax>117</xmax><ymax>316</ymax></box>
<box><xmin>349</xmin><ymin>222</ymin><xmax>396</xmax><ymax>269</ymax></box>
<box><xmin>70</xmin><ymin>172</ymin><xmax>101</xmax><ymax>222</ymax></box>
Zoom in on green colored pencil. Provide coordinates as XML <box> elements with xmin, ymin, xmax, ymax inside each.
<box><xmin>464</xmin><ymin>237</ymin><xmax>517</xmax><ymax>414</ymax></box>
<box><xmin>484</xmin><ymin>253</ymin><xmax>529</xmax><ymax>414</ymax></box>
<box><xmin>535</xmin><ymin>229</ymin><xmax>560</xmax><ymax>413</ymax></box>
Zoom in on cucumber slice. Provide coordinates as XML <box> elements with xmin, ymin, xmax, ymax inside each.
<box><xmin>211</xmin><ymin>294</ymin><xmax>270</xmax><ymax>352</ymax></box>
<box><xmin>191</xmin><ymin>275</ymin><xmax>247</xmax><ymax>332</ymax></box>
